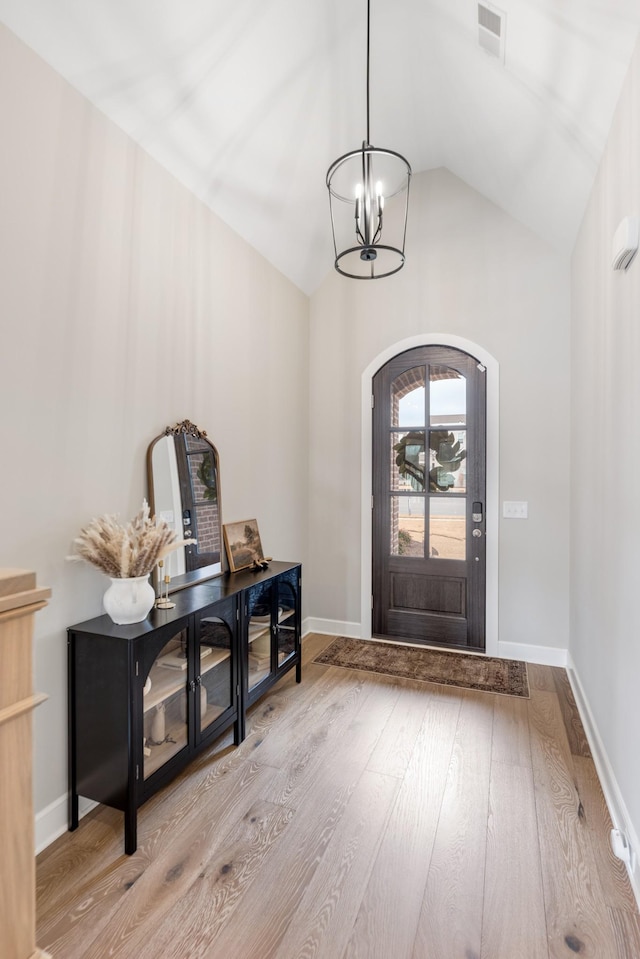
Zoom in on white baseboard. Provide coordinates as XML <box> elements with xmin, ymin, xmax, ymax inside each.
<box><xmin>303</xmin><ymin>617</ymin><xmax>362</xmax><ymax>639</ymax></box>
<box><xmin>566</xmin><ymin>654</ymin><xmax>640</xmax><ymax>908</ymax></box>
<box><xmin>35</xmin><ymin>793</ymin><xmax>97</xmax><ymax>855</ymax></box>
<box><xmin>498</xmin><ymin>641</ymin><xmax>568</xmax><ymax>667</ymax></box>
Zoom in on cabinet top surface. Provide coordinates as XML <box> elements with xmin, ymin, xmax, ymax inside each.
<box><xmin>68</xmin><ymin>561</ymin><xmax>301</xmax><ymax>639</ymax></box>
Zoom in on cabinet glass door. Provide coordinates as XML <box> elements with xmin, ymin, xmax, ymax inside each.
<box><xmin>276</xmin><ymin>579</ymin><xmax>297</xmax><ymax>667</ymax></box>
<box><xmin>142</xmin><ymin>629</ymin><xmax>189</xmax><ymax>780</ymax></box>
<box><xmin>247</xmin><ymin>585</ymin><xmax>273</xmax><ymax>691</ymax></box>
<box><xmin>198</xmin><ymin>615</ymin><xmax>233</xmax><ymax>735</ymax></box>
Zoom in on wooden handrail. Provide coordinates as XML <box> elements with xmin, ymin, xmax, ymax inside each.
<box><xmin>0</xmin><ymin>693</ymin><xmax>48</xmax><ymax>728</ymax></box>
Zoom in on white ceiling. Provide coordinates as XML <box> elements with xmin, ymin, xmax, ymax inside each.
<box><xmin>1</xmin><ymin>0</ymin><xmax>639</xmax><ymax>293</ymax></box>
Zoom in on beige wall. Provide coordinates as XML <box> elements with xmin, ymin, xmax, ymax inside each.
<box><xmin>0</xmin><ymin>24</ymin><xmax>309</xmax><ymax>841</ymax></box>
<box><xmin>308</xmin><ymin>168</ymin><xmax>571</xmax><ymax>656</ymax></box>
<box><xmin>571</xmin><ymin>36</ymin><xmax>640</xmax><ymax>885</ymax></box>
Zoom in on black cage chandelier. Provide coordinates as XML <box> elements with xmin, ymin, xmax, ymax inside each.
<box><xmin>326</xmin><ymin>0</ymin><xmax>411</xmax><ymax>279</ymax></box>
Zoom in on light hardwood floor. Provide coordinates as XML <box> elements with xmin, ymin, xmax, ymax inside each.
<box><xmin>36</xmin><ymin>634</ymin><xmax>640</xmax><ymax>959</ymax></box>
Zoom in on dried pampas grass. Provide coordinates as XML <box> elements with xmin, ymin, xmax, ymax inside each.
<box><xmin>73</xmin><ymin>500</ymin><xmax>192</xmax><ymax>578</ymax></box>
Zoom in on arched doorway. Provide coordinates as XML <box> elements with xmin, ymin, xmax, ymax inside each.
<box><xmin>371</xmin><ymin>344</ymin><xmax>487</xmax><ymax>651</ymax></box>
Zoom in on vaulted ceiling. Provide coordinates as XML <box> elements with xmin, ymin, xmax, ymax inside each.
<box><xmin>1</xmin><ymin>0</ymin><xmax>639</xmax><ymax>293</ymax></box>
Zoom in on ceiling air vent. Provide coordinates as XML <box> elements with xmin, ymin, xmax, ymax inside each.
<box><xmin>478</xmin><ymin>2</ymin><xmax>506</xmax><ymax>62</ymax></box>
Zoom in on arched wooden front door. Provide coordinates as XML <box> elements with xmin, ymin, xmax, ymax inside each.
<box><xmin>372</xmin><ymin>345</ymin><xmax>486</xmax><ymax>650</ymax></box>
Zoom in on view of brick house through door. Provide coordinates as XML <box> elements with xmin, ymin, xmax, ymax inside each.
<box><xmin>372</xmin><ymin>345</ymin><xmax>487</xmax><ymax>650</ymax></box>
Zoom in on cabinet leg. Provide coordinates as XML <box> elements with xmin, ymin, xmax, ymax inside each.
<box><xmin>237</xmin><ymin>711</ymin><xmax>246</xmax><ymax>743</ymax></box>
<box><xmin>124</xmin><ymin>807</ymin><xmax>137</xmax><ymax>855</ymax></box>
<box><xmin>296</xmin><ymin>659</ymin><xmax>302</xmax><ymax>683</ymax></box>
<box><xmin>68</xmin><ymin>790</ymin><xmax>79</xmax><ymax>832</ymax></box>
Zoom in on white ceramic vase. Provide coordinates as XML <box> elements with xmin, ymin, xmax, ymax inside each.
<box><xmin>103</xmin><ymin>575</ymin><xmax>155</xmax><ymax>625</ymax></box>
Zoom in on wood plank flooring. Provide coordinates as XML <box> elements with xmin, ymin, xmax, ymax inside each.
<box><xmin>36</xmin><ymin>634</ymin><xmax>640</xmax><ymax>959</ymax></box>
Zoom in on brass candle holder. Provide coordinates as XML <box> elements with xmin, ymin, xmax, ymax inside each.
<box><xmin>155</xmin><ymin>559</ymin><xmax>176</xmax><ymax>609</ymax></box>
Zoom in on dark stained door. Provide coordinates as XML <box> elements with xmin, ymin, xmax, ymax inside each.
<box><xmin>372</xmin><ymin>346</ymin><xmax>486</xmax><ymax>650</ymax></box>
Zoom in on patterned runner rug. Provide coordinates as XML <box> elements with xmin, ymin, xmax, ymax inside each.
<box><xmin>313</xmin><ymin>636</ymin><xmax>529</xmax><ymax>698</ymax></box>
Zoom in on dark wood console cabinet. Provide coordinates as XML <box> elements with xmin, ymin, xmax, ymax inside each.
<box><xmin>68</xmin><ymin>561</ymin><xmax>301</xmax><ymax>854</ymax></box>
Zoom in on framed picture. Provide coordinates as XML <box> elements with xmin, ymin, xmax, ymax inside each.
<box><xmin>223</xmin><ymin>518</ymin><xmax>265</xmax><ymax>572</ymax></box>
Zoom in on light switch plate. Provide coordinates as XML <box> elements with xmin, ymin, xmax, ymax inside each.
<box><xmin>503</xmin><ymin>500</ymin><xmax>528</xmax><ymax>519</ymax></box>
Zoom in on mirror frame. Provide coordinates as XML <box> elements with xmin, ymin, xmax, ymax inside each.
<box><xmin>147</xmin><ymin>419</ymin><xmax>225</xmax><ymax>594</ymax></box>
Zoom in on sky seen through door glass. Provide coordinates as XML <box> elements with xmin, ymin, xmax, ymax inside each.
<box><xmin>398</xmin><ymin>379</ymin><xmax>466</xmax><ymax>426</ymax></box>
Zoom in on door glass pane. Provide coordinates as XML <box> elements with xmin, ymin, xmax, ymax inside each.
<box><xmin>248</xmin><ymin>585</ymin><xmax>272</xmax><ymax>690</ymax></box>
<box><xmin>392</xmin><ymin>367</ymin><xmax>426</xmax><ymax>427</ymax></box>
<box><xmin>391</xmin><ymin>431</ymin><xmax>426</xmax><ymax>491</ymax></box>
<box><xmin>277</xmin><ymin>581</ymin><xmax>297</xmax><ymax>666</ymax></box>
<box><xmin>199</xmin><ymin>616</ymin><xmax>232</xmax><ymax>734</ymax></box>
<box><xmin>430</xmin><ymin>366</ymin><xmax>466</xmax><ymax>427</ymax></box>
<box><xmin>429</xmin><ymin>499</ymin><xmax>466</xmax><ymax>560</ymax></box>
<box><xmin>429</xmin><ymin>429</ymin><xmax>467</xmax><ymax>493</ymax></box>
<box><xmin>143</xmin><ymin>629</ymin><xmax>188</xmax><ymax>780</ymax></box>
<box><xmin>390</xmin><ymin>496</ymin><xmax>425</xmax><ymax>556</ymax></box>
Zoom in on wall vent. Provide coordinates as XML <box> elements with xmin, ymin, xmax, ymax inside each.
<box><xmin>478</xmin><ymin>3</ymin><xmax>506</xmax><ymax>62</ymax></box>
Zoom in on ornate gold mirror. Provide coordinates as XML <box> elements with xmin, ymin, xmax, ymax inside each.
<box><xmin>147</xmin><ymin>420</ymin><xmax>224</xmax><ymax>593</ymax></box>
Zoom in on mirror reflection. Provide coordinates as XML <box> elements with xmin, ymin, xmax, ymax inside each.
<box><xmin>147</xmin><ymin>421</ymin><xmax>223</xmax><ymax>592</ymax></box>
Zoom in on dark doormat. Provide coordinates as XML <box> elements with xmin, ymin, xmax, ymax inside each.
<box><xmin>313</xmin><ymin>637</ymin><xmax>529</xmax><ymax>698</ymax></box>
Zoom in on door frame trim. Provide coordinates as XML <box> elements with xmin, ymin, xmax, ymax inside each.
<box><xmin>361</xmin><ymin>334</ymin><xmax>499</xmax><ymax>656</ymax></box>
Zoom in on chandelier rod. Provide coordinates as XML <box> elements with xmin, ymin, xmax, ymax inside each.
<box><xmin>366</xmin><ymin>0</ymin><xmax>371</xmax><ymax>145</ymax></box>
